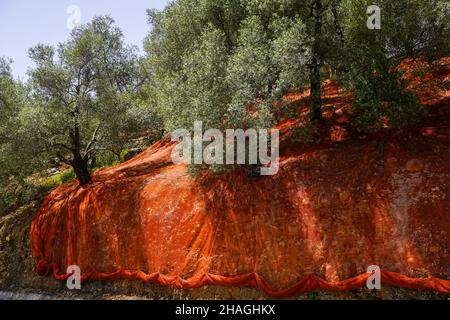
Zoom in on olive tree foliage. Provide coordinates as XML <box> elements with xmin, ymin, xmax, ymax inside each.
<box><xmin>145</xmin><ymin>0</ymin><xmax>449</xmax><ymax>135</ymax></box>
<box><xmin>26</xmin><ymin>16</ymin><xmax>158</xmax><ymax>185</ymax></box>
<box><xmin>0</xmin><ymin>57</ymin><xmax>32</xmax><ymax>185</ymax></box>
<box><xmin>144</xmin><ymin>0</ymin><xmax>317</xmax><ymax>133</ymax></box>
<box><xmin>339</xmin><ymin>0</ymin><xmax>450</xmax><ymax>132</ymax></box>
<box><xmin>0</xmin><ymin>58</ymin><xmax>18</xmax><ymax>151</ymax></box>
<box><xmin>0</xmin><ymin>58</ymin><xmax>48</xmax><ymax>214</ymax></box>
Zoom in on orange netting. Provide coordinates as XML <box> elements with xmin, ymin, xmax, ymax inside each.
<box><xmin>30</xmin><ymin>59</ymin><xmax>450</xmax><ymax>297</ymax></box>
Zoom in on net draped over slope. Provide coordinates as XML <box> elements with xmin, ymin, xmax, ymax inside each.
<box><xmin>30</xmin><ymin>61</ymin><xmax>450</xmax><ymax>297</ymax></box>
<box><xmin>30</xmin><ymin>134</ymin><xmax>450</xmax><ymax>296</ymax></box>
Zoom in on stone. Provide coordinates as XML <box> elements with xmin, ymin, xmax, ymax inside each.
<box><xmin>335</xmin><ymin>108</ymin><xmax>344</xmax><ymax>117</ymax></box>
<box><xmin>47</xmin><ymin>168</ymin><xmax>60</xmax><ymax>176</ymax></box>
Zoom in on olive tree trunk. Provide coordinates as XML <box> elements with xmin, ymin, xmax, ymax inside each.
<box><xmin>309</xmin><ymin>0</ymin><xmax>324</xmax><ymax>123</ymax></box>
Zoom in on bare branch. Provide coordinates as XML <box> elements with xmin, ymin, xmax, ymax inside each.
<box><xmin>83</xmin><ymin>123</ymin><xmax>102</xmax><ymax>161</ymax></box>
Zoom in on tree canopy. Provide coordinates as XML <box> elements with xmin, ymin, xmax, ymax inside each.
<box><xmin>0</xmin><ymin>1</ymin><xmax>449</xmax><ymax>189</ymax></box>
<box><xmin>144</xmin><ymin>0</ymin><xmax>449</xmax><ymax>133</ymax></box>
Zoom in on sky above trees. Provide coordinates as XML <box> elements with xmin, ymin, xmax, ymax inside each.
<box><xmin>0</xmin><ymin>0</ymin><xmax>169</xmax><ymax>80</ymax></box>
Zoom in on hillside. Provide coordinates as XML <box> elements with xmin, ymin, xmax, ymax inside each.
<box><xmin>24</xmin><ymin>58</ymin><xmax>450</xmax><ymax>298</ymax></box>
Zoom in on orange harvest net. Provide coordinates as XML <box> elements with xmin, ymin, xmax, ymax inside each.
<box><xmin>30</xmin><ymin>60</ymin><xmax>450</xmax><ymax>297</ymax></box>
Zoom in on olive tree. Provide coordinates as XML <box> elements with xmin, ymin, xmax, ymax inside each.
<box><xmin>340</xmin><ymin>0</ymin><xmax>450</xmax><ymax>132</ymax></box>
<box><xmin>28</xmin><ymin>16</ymin><xmax>142</xmax><ymax>185</ymax></box>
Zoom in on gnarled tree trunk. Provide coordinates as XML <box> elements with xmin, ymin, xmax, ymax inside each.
<box><xmin>72</xmin><ymin>153</ymin><xmax>91</xmax><ymax>186</ymax></box>
<box><xmin>70</xmin><ymin>125</ymin><xmax>92</xmax><ymax>186</ymax></box>
<box><xmin>309</xmin><ymin>0</ymin><xmax>324</xmax><ymax>123</ymax></box>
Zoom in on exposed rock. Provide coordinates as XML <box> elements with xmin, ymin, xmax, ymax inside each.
<box><xmin>47</xmin><ymin>168</ymin><xmax>60</xmax><ymax>176</ymax></box>
<box><xmin>334</xmin><ymin>108</ymin><xmax>344</xmax><ymax>117</ymax></box>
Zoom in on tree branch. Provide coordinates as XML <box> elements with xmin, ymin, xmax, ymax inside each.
<box><xmin>53</xmin><ymin>143</ymin><xmax>75</xmax><ymax>152</ymax></box>
<box><xmin>83</xmin><ymin>123</ymin><xmax>102</xmax><ymax>161</ymax></box>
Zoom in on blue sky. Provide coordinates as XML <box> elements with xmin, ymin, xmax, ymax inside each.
<box><xmin>0</xmin><ymin>0</ymin><xmax>170</xmax><ymax>80</ymax></box>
